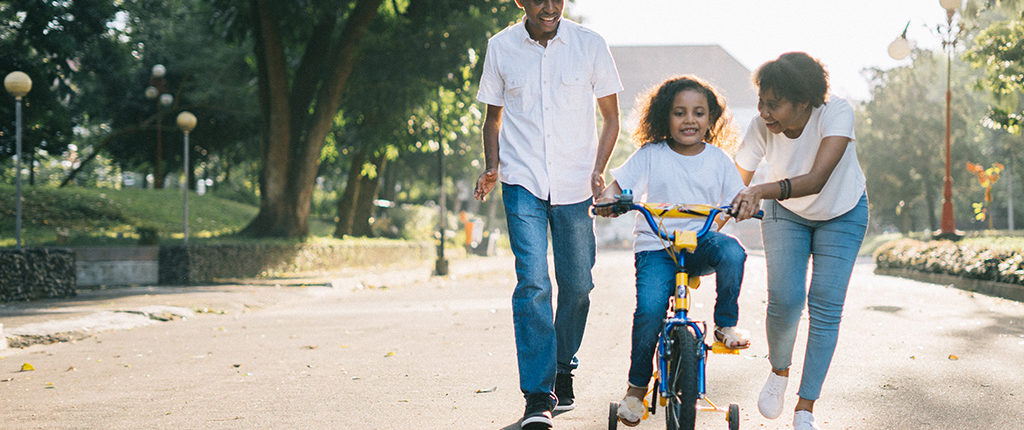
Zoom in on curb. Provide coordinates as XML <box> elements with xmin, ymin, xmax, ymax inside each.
<box><xmin>3</xmin><ymin>306</ymin><xmax>194</xmax><ymax>349</ymax></box>
<box><xmin>874</xmin><ymin>267</ymin><xmax>1024</xmax><ymax>302</ymax></box>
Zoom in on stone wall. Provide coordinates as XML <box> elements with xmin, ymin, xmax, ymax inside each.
<box><xmin>0</xmin><ymin>248</ymin><xmax>76</xmax><ymax>302</ymax></box>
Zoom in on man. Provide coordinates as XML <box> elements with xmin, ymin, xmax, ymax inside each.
<box><xmin>473</xmin><ymin>1</ymin><xmax>621</xmax><ymax>428</ymax></box>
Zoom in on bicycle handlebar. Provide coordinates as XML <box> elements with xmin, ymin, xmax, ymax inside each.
<box><xmin>592</xmin><ymin>190</ymin><xmax>763</xmax><ymax>244</ymax></box>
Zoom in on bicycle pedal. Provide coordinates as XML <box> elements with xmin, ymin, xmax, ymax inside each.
<box><xmin>710</xmin><ymin>341</ymin><xmax>740</xmax><ymax>355</ymax></box>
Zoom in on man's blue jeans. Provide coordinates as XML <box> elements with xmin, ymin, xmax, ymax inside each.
<box><xmin>761</xmin><ymin>193</ymin><xmax>868</xmax><ymax>401</ymax></box>
<box><xmin>502</xmin><ymin>183</ymin><xmax>596</xmax><ymax>397</ymax></box>
<box><xmin>627</xmin><ymin>231</ymin><xmax>746</xmax><ymax>387</ymax></box>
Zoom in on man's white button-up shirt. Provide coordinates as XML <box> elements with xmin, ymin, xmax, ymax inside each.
<box><xmin>477</xmin><ymin>18</ymin><xmax>622</xmax><ymax>205</ymax></box>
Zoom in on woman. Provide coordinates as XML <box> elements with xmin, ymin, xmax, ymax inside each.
<box><xmin>730</xmin><ymin>52</ymin><xmax>868</xmax><ymax>430</ymax></box>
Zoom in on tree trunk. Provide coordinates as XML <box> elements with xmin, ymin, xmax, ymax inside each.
<box><xmin>924</xmin><ymin>180</ymin><xmax>938</xmax><ymax>232</ymax></box>
<box><xmin>350</xmin><ymin>153</ymin><xmax>386</xmax><ymax>236</ymax></box>
<box><xmin>241</xmin><ymin>0</ymin><xmax>384</xmax><ymax>238</ymax></box>
<box><xmin>333</xmin><ymin>145</ymin><xmax>368</xmax><ymax>238</ymax></box>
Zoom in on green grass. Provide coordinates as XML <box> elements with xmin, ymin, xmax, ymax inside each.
<box><xmin>0</xmin><ymin>184</ymin><xmax>268</xmax><ymax>246</ymax></box>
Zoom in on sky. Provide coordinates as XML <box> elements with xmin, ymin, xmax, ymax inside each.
<box><xmin>567</xmin><ymin>0</ymin><xmax>962</xmax><ymax>102</ymax></box>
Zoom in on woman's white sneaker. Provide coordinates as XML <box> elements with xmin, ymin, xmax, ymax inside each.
<box><xmin>793</xmin><ymin>410</ymin><xmax>821</xmax><ymax>430</ymax></box>
<box><xmin>757</xmin><ymin>372</ymin><xmax>788</xmax><ymax>419</ymax></box>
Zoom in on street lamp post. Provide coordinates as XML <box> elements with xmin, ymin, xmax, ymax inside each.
<box><xmin>145</xmin><ymin>64</ymin><xmax>174</xmax><ymax>189</ymax></box>
<box><xmin>176</xmin><ymin>111</ymin><xmax>197</xmax><ymax>245</ymax></box>
<box><xmin>937</xmin><ymin>0</ymin><xmax>962</xmax><ymax>238</ymax></box>
<box><xmin>434</xmin><ymin>113</ymin><xmax>449</xmax><ymax>276</ymax></box>
<box><xmin>4</xmin><ymin>71</ymin><xmax>32</xmax><ymax>249</ymax></box>
<box><xmin>888</xmin><ymin>0</ymin><xmax>962</xmax><ymax>239</ymax></box>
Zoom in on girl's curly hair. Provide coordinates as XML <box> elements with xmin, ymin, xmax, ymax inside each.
<box><xmin>632</xmin><ymin>75</ymin><xmax>738</xmax><ymax>154</ymax></box>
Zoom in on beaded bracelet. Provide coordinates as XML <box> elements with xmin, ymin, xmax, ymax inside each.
<box><xmin>777</xmin><ymin>178</ymin><xmax>792</xmax><ymax>201</ymax></box>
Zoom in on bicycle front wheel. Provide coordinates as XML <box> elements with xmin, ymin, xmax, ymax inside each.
<box><xmin>665</xmin><ymin>325</ymin><xmax>699</xmax><ymax>430</ymax></box>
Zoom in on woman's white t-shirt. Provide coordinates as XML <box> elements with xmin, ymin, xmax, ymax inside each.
<box><xmin>611</xmin><ymin>141</ymin><xmax>745</xmax><ymax>253</ymax></box>
<box><xmin>734</xmin><ymin>97</ymin><xmax>866</xmax><ymax>221</ymax></box>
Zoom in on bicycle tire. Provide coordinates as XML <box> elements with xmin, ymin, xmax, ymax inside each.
<box><xmin>664</xmin><ymin>325</ymin><xmax>699</xmax><ymax>430</ymax></box>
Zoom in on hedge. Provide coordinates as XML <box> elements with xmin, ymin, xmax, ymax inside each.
<box><xmin>874</xmin><ymin>239</ymin><xmax>1024</xmax><ymax>286</ymax></box>
<box><xmin>158</xmin><ymin>241</ymin><xmax>434</xmax><ymax>284</ymax></box>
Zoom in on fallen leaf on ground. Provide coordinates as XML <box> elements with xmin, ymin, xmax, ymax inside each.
<box><xmin>948</xmin><ymin>354</ymin><xmax>959</xmax><ymax>360</ymax></box>
<box><xmin>384</xmin><ymin>351</ymin><xmax>395</xmax><ymax>357</ymax></box>
<box><xmin>20</xmin><ymin>363</ymin><xmax>34</xmax><ymax>372</ymax></box>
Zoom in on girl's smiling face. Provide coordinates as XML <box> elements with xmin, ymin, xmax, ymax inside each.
<box><xmin>668</xmin><ymin>89</ymin><xmax>710</xmax><ymax>155</ymax></box>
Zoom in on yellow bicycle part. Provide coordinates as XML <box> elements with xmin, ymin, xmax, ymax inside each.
<box><xmin>641</xmin><ymin>203</ymin><xmax>717</xmax><ymax>219</ymax></box>
<box><xmin>673</xmin><ymin>230</ymin><xmax>698</xmax><ymax>253</ymax></box>
<box><xmin>710</xmin><ymin>341</ymin><xmax>741</xmax><ymax>355</ymax></box>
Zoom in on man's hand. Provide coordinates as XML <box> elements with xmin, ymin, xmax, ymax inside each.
<box><xmin>591</xmin><ymin>194</ymin><xmax>620</xmax><ymax>218</ymax></box>
<box><xmin>474</xmin><ymin>168</ymin><xmax>499</xmax><ymax>201</ymax></box>
<box><xmin>591</xmin><ymin>171</ymin><xmax>606</xmax><ymax>200</ymax></box>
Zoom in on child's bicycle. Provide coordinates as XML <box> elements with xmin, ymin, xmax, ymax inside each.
<box><xmin>594</xmin><ymin>190</ymin><xmax>762</xmax><ymax>430</ymax></box>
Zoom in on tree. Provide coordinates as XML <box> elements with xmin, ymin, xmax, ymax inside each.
<box><xmin>0</xmin><ymin>1</ymin><xmax>121</xmax><ymax>169</ymax></box>
<box><xmin>963</xmin><ymin>0</ymin><xmax>1024</xmax><ymax>229</ymax></box>
<box><xmin>193</xmin><ymin>0</ymin><xmax>383</xmax><ymax>238</ymax></box>
<box><xmin>329</xmin><ymin>1</ymin><xmax>520</xmax><ymax>237</ymax></box>
<box><xmin>859</xmin><ymin>50</ymin><xmax>992</xmax><ymax>232</ymax></box>
<box><xmin>209</xmin><ymin>0</ymin><xmax>525</xmax><ymax>238</ymax></box>
<box><xmin>95</xmin><ymin>0</ymin><xmax>258</xmax><ymax>190</ymax></box>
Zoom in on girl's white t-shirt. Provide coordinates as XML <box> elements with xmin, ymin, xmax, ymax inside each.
<box><xmin>734</xmin><ymin>96</ymin><xmax>866</xmax><ymax>221</ymax></box>
<box><xmin>611</xmin><ymin>141</ymin><xmax>745</xmax><ymax>253</ymax></box>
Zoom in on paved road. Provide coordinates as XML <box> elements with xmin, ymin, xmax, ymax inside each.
<box><xmin>1</xmin><ymin>250</ymin><xmax>1022</xmax><ymax>429</ymax></box>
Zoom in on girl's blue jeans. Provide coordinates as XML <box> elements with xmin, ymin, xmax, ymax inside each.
<box><xmin>761</xmin><ymin>193</ymin><xmax>868</xmax><ymax>401</ymax></box>
<box><xmin>627</xmin><ymin>230</ymin><xmax>746</xmax><ymax>387</ymax></box>
<box><xmin>502</xmin><ymin>184</ymin><xmax>595</xmax><ymax>397</ymax></box>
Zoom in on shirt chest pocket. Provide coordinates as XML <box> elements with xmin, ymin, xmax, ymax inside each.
<box><xmin>504</xmin><ymin>76</ymin><xmax>530</xmax><ymax>113</ymax></box>
<box><xmin>555</xmin><ymin>73</ymin><xmax>591</xmax><ymax>111</ymax></box>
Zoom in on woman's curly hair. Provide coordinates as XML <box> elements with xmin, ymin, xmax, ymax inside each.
<box><xmin>754</xmin><ymin>52</ymin><xmax>830</xmax><ymax>107</ymax></box>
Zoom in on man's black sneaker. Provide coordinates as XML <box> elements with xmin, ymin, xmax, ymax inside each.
<box><xmin>554</xmin><ymin>373</ymin><xmax>575</xmax><ymax>412</ymax></box>
<box><xmin>521</xmin><ymin>393</ymin><xmax>554</xmax><ymax>429</ymax></box>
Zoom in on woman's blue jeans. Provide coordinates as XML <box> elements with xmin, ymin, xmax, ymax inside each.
<box><xmin>502</xmin><ymin>184</ymin><xmax>596</xmax><ymax>397</ymax></box>
<box><xmin>627</xmin><ymin>231</ymin><xmax>746</xmax><ymax>387</ymax></box>
<box><xmin>761</xmin><ymin>193</ymin><xmax>868</xmax><ymax>401</ymax></box>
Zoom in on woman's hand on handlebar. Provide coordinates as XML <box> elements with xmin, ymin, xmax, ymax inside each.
<box><xmin>730</xmin><ymin>186</ymin><xmax>764</xmax><ymax>221</ymax></box>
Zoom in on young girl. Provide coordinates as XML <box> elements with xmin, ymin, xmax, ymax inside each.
<box><xmin>594</xmin><ymin>75</ymin><xmax>750</xmax><ymax>426</ymax></box>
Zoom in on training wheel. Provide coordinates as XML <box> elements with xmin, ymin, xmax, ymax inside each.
<box><xmin>608</xmin><ymin>401</ymin><xmax>619</xmax><ymax>430</ymax></box>
<box><xmin>727</xmin><ymin>403</ymin><xmax>740</xmax><ymax>430</ymax></box>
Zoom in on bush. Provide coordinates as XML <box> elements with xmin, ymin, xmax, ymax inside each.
<box><xmin>381</xmin><ymin>204</ymin><xmax>446</xmax><ymax>241</ymax></box>
<box><xmin>875</xmin><ymin>238</ymin><xmax>1024</xmax><ymax>285</ymax></box>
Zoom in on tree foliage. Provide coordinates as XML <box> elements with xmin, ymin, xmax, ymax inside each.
<box><xmin>965</xmin><ymin>2</ymin><xmax>1024</xmax><ymax>134</ymax></box>
<box><xmin>859</xmin><ymin>50</ymin><xmax>992</xmax><ymax>232</ymax></box>
<box><xmin>0</xmin><ymin>0</ymin><xmax>121</xmax><ymax>163</ymax></box>
<box><xmin>329</xmin><ymin>0</ymin><xmax>521</xmax><ymax>237</ymax></box>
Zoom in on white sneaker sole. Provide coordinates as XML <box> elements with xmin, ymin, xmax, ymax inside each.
<box><xmin>553</xmin><ymin>402</ymin><xmax>575</xmax><ymax>412</ymax></box>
